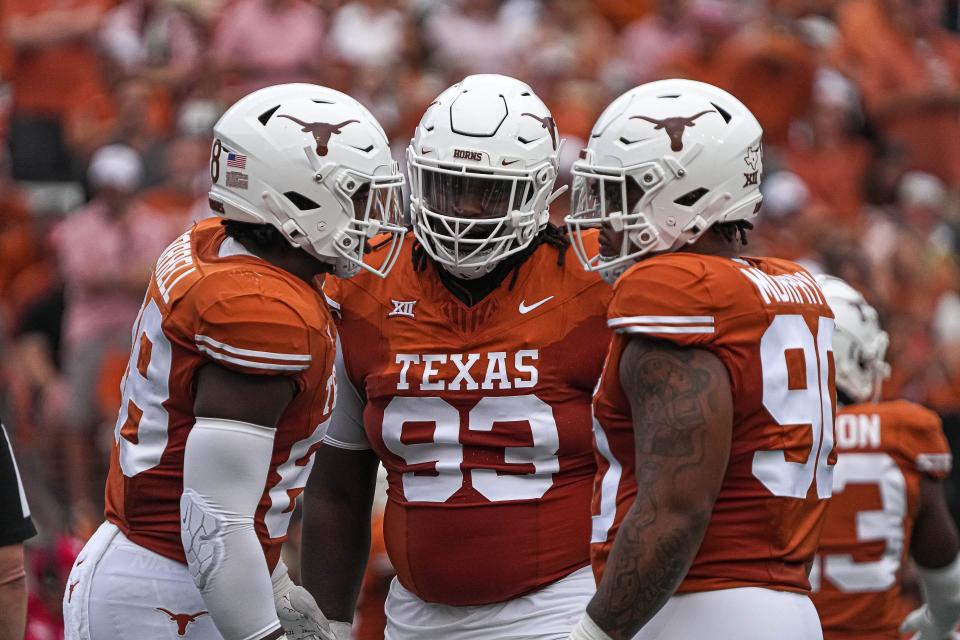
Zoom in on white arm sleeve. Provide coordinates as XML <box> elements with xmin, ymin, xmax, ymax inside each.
<box><xmin>322</xmin><ymin>338</ymin><xmax>369</xmax><ymax>450</ymax></box>
<box><xmin>180</xmin><ymin>417</ymin><xmax>282</xmax><ymax>640</ymax></box>
<box><xmin>919</xmin><ymin>554</ymin><xmax>960</xmax><ymax>634</ymax></box>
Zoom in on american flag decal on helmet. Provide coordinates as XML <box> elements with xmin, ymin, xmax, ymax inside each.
<box><xmin>227</xmin><ymin>152</ymin><xmax>247</xmax><ymax>169</ymax></box>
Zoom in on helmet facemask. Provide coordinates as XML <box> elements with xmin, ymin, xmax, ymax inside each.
<box><xmin>257</xmin><ymin>163</ymin><xmax>406</xmax><ymax>280</ymax></box>
<box><xmin>327</xmin><ymin>167</ymin><xmax>406</xmax><ymax>279</ymax></box>
<box><xmin>409</xmin><ymin>150</ymin><xmax>556</xmax><ymax>280</ymax></box>
<box><xmin>835</xmin><ymin>324</ymin><xmax>891</xmax><ymax>404</ymax></box>
<box><xmin>566</xmin><ymin>159</ymin><xmax>665</xmax><ymax>284</ymax></box>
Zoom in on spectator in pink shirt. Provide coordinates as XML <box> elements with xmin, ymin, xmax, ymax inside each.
<box><xmin>51</xmin><ymin>144</ymin><xmax>175</xmax><ymax>509</ymax></box>
<box><xmin>212</xmin><ymin>0</ymin><xmax>326</xmax><ymax>99</ymax></box>
<box><xmin>424</xmin><ymin>0</ymin><xmax>530</xmax><ymax>76</ymax></box>
<box><xmin>619</xmin><ymin>0</ymin><xmax>697</xmax><ymax>83</ymax></box>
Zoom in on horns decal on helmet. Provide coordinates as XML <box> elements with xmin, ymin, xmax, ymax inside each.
<box><xmin>630</xmin><ymin>110</ymin><xmax>714</xmax><ymax>152</ymax></box>
<box><xmin>278</xmin><ymin>115</ymin><xmax>360</xmax><ymax>156</ymax></box>
<box><xmin>521</xmin><ymin>112</ymin><xmax>558</xmax><ymax>150</ymax></box>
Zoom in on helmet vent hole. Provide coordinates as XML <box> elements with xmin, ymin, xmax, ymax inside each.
<box><xmin>521</xmin><ymin>91</ymin><xmax>531</xmax><ymax>96</ymax></box>
<box><xmin>711</xmin><ymin>103</ymin><xmax>732</xmax><ymax>123</ymax></box>
<box><xmin>674</xmin><ymin>187</ymin><xmax>709</xmax><ymax>207</ymax></box>
<box><xmin>283</xmin><ymin>191</ymin><xmax>321</xmax><ymax>211</ymax></box>
<box><xmin>658</xmin><ymin>94</ymin><xmax>680</xmax><ymax>98</ymax></box>
<box><xmin>312</xmin><ymin>99</ymin><xmax>334</xmax><ymax>104</ymax></box>
<box><xmin>258</xmin><ymin>105</ymin><xmax>281</xmax><ymax>125</ymax></box>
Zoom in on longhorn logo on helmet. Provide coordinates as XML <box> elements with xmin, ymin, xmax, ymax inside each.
<box><xmin>278</xmin><ymin>115</ymin><xmax>359</xmax><ymax>156</ymax></box>
<box><xmin>630</xmin><ymin>111</ymin><xmax>714</xmax><ymax>152</ymax></box>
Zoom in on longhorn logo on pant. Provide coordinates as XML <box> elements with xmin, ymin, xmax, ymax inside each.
<box><xmin>278</xmin><ymin>115</ymin><xmax>360</xmax><ymax>156</ymax></box>
<box><xmin>155</xmin><ymin>608</ymin><xmax>209</xmax><ymax>636</ymax></box>
<box><xmin>630</xmin><ymin>111</ymin><xmax>714</xmax><ymax>152</ymax></box>
<box><xmin>521</xmin><ymin>112</ymin><xmax>558</xmax><ymax>149</ymax></box>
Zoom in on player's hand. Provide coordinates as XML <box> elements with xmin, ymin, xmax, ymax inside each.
<box><xmin>900</xmin><ymin>605</ymin><xmax>956</xmax><ymax>640</ymax></box>
<box><xmin>329</xmin><ymin>621</ymin><xmax>352</xmax><ymax>640</ymax></box>
<box><xmin>271</xmin><ymin>563</ymin><xmax>336</xmax><ymax>640</ymax></box>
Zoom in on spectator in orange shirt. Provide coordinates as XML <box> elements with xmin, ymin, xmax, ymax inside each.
<box><xmin>0</xmin><ymin>150</ymin><xmax>35</xmax><ymax>304</ymax></box>
<box><xmin>130</xmin><ymin>135</ymin><xmax>206</xmax><ymax>235</ymax></box>
<box><xmin>786</xmin><ymin>69</ymin><xmax>872</xmax><ymax>224</ymax></box>
<box><xmin>663</xmin><ymin>2</ymin><xmax>815</xmax><ymax>144</ymax></box>
<box><xmin>836</xmin><ymin>0</ymin><xmax>960</xmax><ymax>186</ymax></box>
<box><xmin>65</xmin><ymin>76</ymin><xmax>172</xmax><ymax>178</ymax></box>
<box><xmin>3</xmin><ymin>0</ymin><xmax>108</xmax><ymax>181</ymax></box>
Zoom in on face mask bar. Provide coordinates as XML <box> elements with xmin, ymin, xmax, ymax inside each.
<box><xmin>331</xmin><ymin>169</ymin><xmax>406</xmax><ymax>278</ymax></box>
<box><xmin>836</xmin><ymin>324</ymin><xmax>892</xmax><ymax>404</ymax></box>
<box><xmin>408</xmin><ymin>152</ymin><xmax>551</xmax><ymax>276</ymax></box>
<box><xmin>565</xmin><ymin>160</ymin><xmax>661</xmax><ymax>276</ymax></box>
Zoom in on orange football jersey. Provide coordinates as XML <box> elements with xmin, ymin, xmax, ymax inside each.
<box><xmin>592</xmin><ymin>252</ymin><xmax>837</xmax><ymax>594</ymax></box>
<box><xmin>811</xmin><ymin>401</ymin><xmax>952</xmax><ymax>640</ymax></box>
<box><xmin>323</xmin><ymin>233</ymin><xmax>611</xmax><ymax>606</ymax></box>
<box><xmin>104</xmin><ymin>218</ymin><xmax>336</xmax><ymax>571</ymax></box>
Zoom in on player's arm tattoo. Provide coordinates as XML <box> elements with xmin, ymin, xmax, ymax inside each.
<box><xmin>586</xmin><ymin>336</ymin><xmax>733</xmax><ymax>640</ymax></box>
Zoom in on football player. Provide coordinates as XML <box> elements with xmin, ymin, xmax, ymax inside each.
<box><xmin>301</xmin><ymin>74</ymin><xmax>611</xmax><ymax>639</ymax></box>
<box><xmin>810</xmin><ymin>274</ymin><xmax>960</xmax><ymax>640</ymax></box>
<box><xmin>63</xmin><ymin>83</ymin><xmax>405</xmax><ymax>640</ymax></box>
<box><xmin>564</xmin><ymin>79</ymin><xmax>836</xmax><ymax>640</ymax></box>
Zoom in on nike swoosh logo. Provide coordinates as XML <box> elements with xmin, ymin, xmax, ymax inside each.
<box><xmin>502</xmin><ymin>159</ymin><xmax>520</xmax><ymax>166</ymax></box>
<box><xmin>519</xmin><ymin>296</ymin><xmax>554</xmax><ymax>314</ymax></box>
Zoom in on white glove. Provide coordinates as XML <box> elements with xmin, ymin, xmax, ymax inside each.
<box><xmin>901</xmin><ymin>605</ymin><xmax>956</xmax><ymax>640</ymax></box>
<box><xmin>329</xmin><ymin>621</ymin><xmax>353</xmax><ymax>640</ymax></box>
<box><xmin>271</xmin><ymin>562</ymin><xmax>335</xmax><ymax>640</ymax></box>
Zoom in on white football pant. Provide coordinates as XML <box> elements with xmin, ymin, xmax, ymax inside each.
<box><xmin>64</xmin><ymin>521</ymin><xmax>225</xmax><ymax>640</ymax></box>
<box><xmin>384</xmin><ymin>565</ymin><xmax>594</xmax><ymax>640</ymax></box>
<box><xmin>633</xmin><ymin>587</ymin><xmax>823</xmax><ymax>640</ymax></box>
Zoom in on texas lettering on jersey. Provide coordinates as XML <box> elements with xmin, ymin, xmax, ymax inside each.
<box><xmin>592</xmin><ymin>252</ymin><xmax>837</xmax><ymax>594</ymax></box>
<box><xmin>811</xmin><ymin>401</ymin><xmax>952</xmax><ymax>640</ymax></box>
<box><xmin>394</xmin><ymin>350</ymin><xmax>539</xmax><ymax>391</ymax></box>
<box><xmin>104</xmin><ymin>219</ymin><xmax>336</xmax><ymax>571</ymax></box>
<box><xmin>324</xmin><ymin>233</ymin><xmax>611</xmax><ymax>606</ymax></box>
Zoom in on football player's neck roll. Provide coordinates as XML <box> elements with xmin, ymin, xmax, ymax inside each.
<box><xmin>223</xmin><ymin>219</ymin><xmax>334</xmax><ymax>284</ymax></box>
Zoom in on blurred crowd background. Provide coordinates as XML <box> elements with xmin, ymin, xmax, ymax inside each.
<box><xmin>3</xmin><ymin>0</ymin><xmax>960</xmax><ymax>637</ymax></box>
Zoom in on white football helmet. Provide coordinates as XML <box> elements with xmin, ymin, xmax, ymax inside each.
<box><xmin>407</xmin><ymin>74</ymin><xmax>564</xmax><ymax>280</ymax></box>
<box><xmin>565</xmin><ymin>79</ymin><xmax>764</xmax><ymax>283</ymax></box>
<box><xmin>816</xmin><ymin>274</ymin><xmax>891</xmax><ymax>404</ymax></box>
<box><xmin>209</xmin><ymin>83</ymin><xmax>405</xmax><ymax>279</ymax></box>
